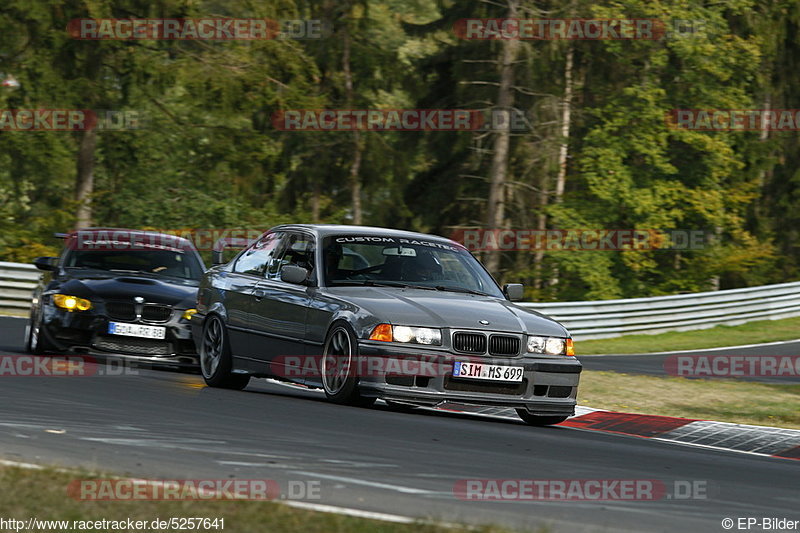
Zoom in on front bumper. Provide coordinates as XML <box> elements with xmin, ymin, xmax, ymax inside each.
<box><xmin>356</xmin><ymin>341</ymin><xmax>581</xmax><ymax>416</ymax></box>
<box><xmin>40</xmin><ymin>304</ymin><xmax>199</xmax><ymax>368</ymax></box>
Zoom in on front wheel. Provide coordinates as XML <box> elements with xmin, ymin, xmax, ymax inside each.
<box><xmin>320</xmin><ymin>322</ymin><xmax>375</xmax><ymax>407</ymax></box>
<box><xmin>25</xmin><ymin>305</ymin><xmax>55</xmax><ymax>355</ymax></box>
<box><xmin>200</xmin><ymin>315</ymin><xmax>250</xmax><ymax>390</ymax></box>
<box><xmin>516</xmin><ymin>409</ymin><xmax>569</xmax><ymax>426</ymax></box>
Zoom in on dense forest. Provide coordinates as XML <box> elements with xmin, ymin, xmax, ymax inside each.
<box><xmin>1</xmin><ymin>0</ymin><xmax>799</xmax><ymax>301</ymax></box>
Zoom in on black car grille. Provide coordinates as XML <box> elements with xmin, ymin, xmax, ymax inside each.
<box><xmin>106</xmin><ymin>302</ymin><xmax>136</xmax><ymax>321</ymax></box>
<box><xmin>94</xmin><ymin>337</ymin><xmax>173</xmax><ymax>356</ymax></box>
<box><xmin>453</xmin><ymin>332</ymin><xmax>487</xmax><ymax>353</ymax></box>
<box><xmin>488</xmin><ymin>335</ymin><xmax>520</xmax><ymax>356</ymax></box>
<box><xmin>105</xmin><ymin>302</ymin><xmax>173</xmax><ymax>323</ymax></box>
<box><xmin>444</xmin><ymin>375</ymin><xmax>528</xmax><ymax>395</ymax></box>
<box><xmin>142</xmin><ymin>305</ymin><xmax>172</xmax><ymax>322</ymax></box>
<box><xmin>548</xmin><ymin>386</ymin><xmax>573</xmax><ymax>398</ymax></box>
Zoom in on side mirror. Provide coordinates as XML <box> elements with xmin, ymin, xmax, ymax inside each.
<box><xmin>33</xmin><ymin>257</ymin><xmax>57</xmax><ymax>272</ymax></box>
<box><xmin>211</xmin><ymin>249</ymin><xmax>225</xmax><ymax>266</ymax></box>
<box><xmin>503</xmin><ymin>283</ymin><xmax>524</xmax><ymax>301</ymax></box>
<box><xmin>280</xmin><ymin>264</ymin><xmax>309</xmax><ymax>285</ymax></box>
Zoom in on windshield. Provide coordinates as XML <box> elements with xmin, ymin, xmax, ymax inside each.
<box><xmin>63</xmin><ymin>249</ymin><xmax>204</xmax><ymax>280</ymax></box>
<box><xmin>322</xmin><ymin>235</ymin><xmax>503</xmax><ymax>297</ymax></box>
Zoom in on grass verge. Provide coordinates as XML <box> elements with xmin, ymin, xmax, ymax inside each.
<box><xmin>0</xmin><ymin>310</ymin><xmax>28</xmax><ymax>318</ymax></box>
<box><xmin>579</xmin><ymin>370</ymin><xmax>800</xmax><ymax>429</ymax></box>
<box><xmin>576</xmin><ymin>316</ymin><xmax>800</xmax><ymax>355</ymax></box>
<box><xmin>0</xmin><ymin>465</ymin><xmax>529</xmax><ymax>533</ymax></box>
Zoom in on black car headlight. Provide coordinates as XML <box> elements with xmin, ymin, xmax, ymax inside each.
<box><xmin>52</xmin><ymin>294</ymin><xmax>92</xmax><ymax>312</ymax></box>
<box><xmin>369</xmin><ymin>324</ymin><xmax>442</xmax><ymax>345</ymax></box>
<box><xmin>527</xmin><ymin>335</ymin><xmax>574</xmax><ymax>356</ymax></box>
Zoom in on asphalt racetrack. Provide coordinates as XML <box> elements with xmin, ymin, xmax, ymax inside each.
<box><xmin>580</xmin><ymin>340</ymin><xmax>800</xmax><ymax>384</ymax></box>
<box><xmin>1</xmin><ymin>316</ymin><xmax>798</xmax><ymax>532</ymax></box>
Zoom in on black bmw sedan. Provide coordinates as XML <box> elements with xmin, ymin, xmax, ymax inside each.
<box><xmin>194</xmin><ymin>224</ymin><xmax>581</xmax><ymax>426</ymax></box>
<box><xmin>25</xmin><ymin>228</ymin><xmax>204</xmax><ymax>367</ymax></box>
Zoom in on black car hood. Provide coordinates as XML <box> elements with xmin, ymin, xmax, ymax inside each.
<box><xmin>55</xmin><ymin>269</ymin><xmax>198</xmax><ymax>306</ymax></box>
<box><xmin>326</xmin><ymin>287</ymin><xmax>568</xmax><ymax>337</ymax></box>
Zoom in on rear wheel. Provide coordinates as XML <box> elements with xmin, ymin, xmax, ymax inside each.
<box><xmin>516</xmin><ymin>409</ymin><xmax>569</xmax><ymax>426</ymax></box>
<box><xmin>200</xmin><ymin>315</ymin><xmax>250</xmax><ymax>390</ymax></box>
<box><xmin>321</xmin><ymin>322</ymin><xmax>375</xmax><ymax>407</ymax></box>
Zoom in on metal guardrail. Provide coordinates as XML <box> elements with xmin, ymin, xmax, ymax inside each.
<box><xmin>0</xmin><ymin>262</ymin><xmax>40</xmax><ymax>315</ymax></box>
<box><xmin>520</xmin><ymin>281</ymin><xmax>800</xmax><ymax>340</ymax></box>
<box><xmin>1</xmin><ymin>261</ymin><xmax>798</xmax><ymax>340</ymax></box>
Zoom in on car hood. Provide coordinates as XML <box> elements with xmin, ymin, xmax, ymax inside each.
<box><xmin>326</xmin><ymin>287</ymin><xmax>568</xmax><ymax>337</ymax></box>
<box><xmin>55</xmin><ymin>269</ymin><xmax>198</xmax><ymax>306</ymax></box>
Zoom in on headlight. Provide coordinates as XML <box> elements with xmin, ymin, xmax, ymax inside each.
<box><xmin>52</xmin><ymin>294</ymin><xmax>92</xmax><ymax>312</ymax></box>
<box><xmin>527</xmin><ymin>335</ymin><xmax>569</xmax><ymax>355</ymax></box>
<box><xmin>182</xmin><ymin>309</ymin><xmax>198</xmax><ymax>321</ymax></box>
<box><xmin>369</xmin><ymin>324</ymin><xmax>442</xmax><ymax>345</ymax></box>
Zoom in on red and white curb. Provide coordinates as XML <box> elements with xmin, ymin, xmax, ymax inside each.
<box><xmin>432</xmin><ymin>403</ymin><xmax>800</xmax><ymax>461</ymax></box>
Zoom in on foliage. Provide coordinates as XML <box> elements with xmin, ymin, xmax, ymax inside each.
<box><xmin>0</xmin><ymin>0</ymin><xmax>797</xmax><ymax>298</ymax></box>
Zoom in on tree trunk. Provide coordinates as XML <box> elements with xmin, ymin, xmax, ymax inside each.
<box><xmin>74</xmin><ymin>127</ymin><xmax>97</xmax><ymax>229</ymax></box>
<box><xmin>547</xmin><ymin>45</ymin><xmax>575</xmax><ymax>289</ymax></box>
<box><xmin>484</xmin><ymin>0</ymin><xmax>520</xmax><ymax>274</ymax></box>
<box><xmin>554</xmin><ymin>45</ymin><xmax>574</xmax><ymax>202</ymax></box>
<box><xmin>533</xmin><ymin>170</ymin><xmax>550</xmax><ymax>290</ymax></box>
<box><xmin>311</xmin><ymin>182</ymin><xmax>321</xmax><ymax>222</ymax></box>
<box><xmin>342</xmin><ymin>21</ymin><xmax>363</xmax><ymax>225</ymax></box>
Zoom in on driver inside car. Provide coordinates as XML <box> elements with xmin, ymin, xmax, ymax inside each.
<box><xmin>403</xmin><ymin>250</ymin><xmax>443</xmax><ymax>282</ymax></box>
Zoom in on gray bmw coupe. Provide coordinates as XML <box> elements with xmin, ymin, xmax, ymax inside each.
<box><xmin>193</xmin><ymin>225</ymin><xmax>581</xmax><ymax>425</ymax></box>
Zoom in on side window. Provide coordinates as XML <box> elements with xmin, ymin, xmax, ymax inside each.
<box><xmin>233</xmin><ymin>232</ymin><xmax>282</xmax><ymax>276</ymax></box>
<box><xmin>268</xmin><ymin>232</ymin><xmax>316</xmax><ymax>280</ymax></box>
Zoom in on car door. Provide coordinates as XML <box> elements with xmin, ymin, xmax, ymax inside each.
<box><xmin>224</xmin><ymin>232</ymin><xmax>284</xmax><ymax>358</ymax></box>
<box><xmin>247</xmin><ymin>231</ymin><xmax>315</xmax><ymax>372</ymax></box>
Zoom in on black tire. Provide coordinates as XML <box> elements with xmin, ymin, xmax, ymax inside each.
<box><xmin>200</xmin><ymin>315</ymin><xmax>250</xmax><ymax>390</ymax></box>
<box><xmin>516</xmin><ymin>409</ymin><xmax>569</xmax><ymax>426</ymax></box>
<box><xmin>25</xmin><ymin>305</ymin><xmax>56</xmax><ymax>355</ymax></box>
<box><xmin>320</xmin><ymin>322</ymin><xmax>376</xmax><ymax>407</ymax></box>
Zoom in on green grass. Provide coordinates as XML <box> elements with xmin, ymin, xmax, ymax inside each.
<box><xmin>579</xmin><ymin>370</ymin><xmax>800</xmax><ymax>429</ymax></box>
<box><xmin>0</xmin><ymin>309</ymin><xmax>28</xmax><ymax>318</ymax></box>
<box><xmin>0</xmin><ymin>465</ymin><xmax>535</xmax><ymax>533</ymax></box>
<box><xmin>576</xmin><ymin>316</ymin><xmax>800</xmax><ymax>355</ymax></box>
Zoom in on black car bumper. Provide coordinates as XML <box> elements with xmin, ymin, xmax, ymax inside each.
<box><xmin>356</xmin><ymin>341</ymin><xmax>581</xmax><ymax>416</ymax></box>
<box><xmin>40</xmin><ymin>304</ymin><xmax>199</xmax><ymax>367</ymax></box>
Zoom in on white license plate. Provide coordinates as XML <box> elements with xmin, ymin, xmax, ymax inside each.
<box><xmin>453</xmin><ymin>361</ymin><xmax>524</xmax><ymax>382</ymax></box>
<box><xmin>107</xmin><ymin>322</ymin><xmax>166</xmax><ymax>340</ymax></box>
